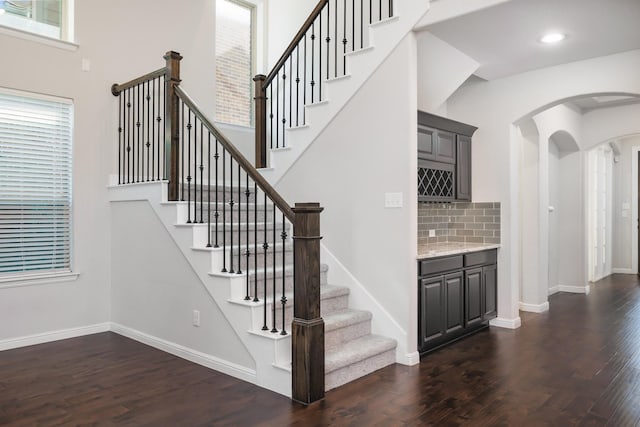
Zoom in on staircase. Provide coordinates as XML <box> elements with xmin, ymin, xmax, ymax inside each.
<box><xmin>109</xmin><ymin>181</ymin><xmax>396</xmax><ymax>393</ymax></box>
<box><xmin>108</xmin><ymin>0</ymin><xmax>432</xmax><ymax>404</ymax></box>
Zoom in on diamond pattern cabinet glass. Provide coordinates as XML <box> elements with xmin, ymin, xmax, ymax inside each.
<box><xmin>418</xmin><ymin>159</ymin><xmax>455</xmax><ymax>202</ymax></box>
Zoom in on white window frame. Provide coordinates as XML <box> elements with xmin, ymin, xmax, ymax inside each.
<box><xmin>0</xmin><ymin>0</ymin><xmax>77</xmax><ymax>51</ymax></box>
<box><xmin>0</xmin><ymin>86</ymin><xmax>78</xmax><ymax>288</ymax></box>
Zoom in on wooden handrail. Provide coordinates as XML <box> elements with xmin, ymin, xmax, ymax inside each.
<box><xmin>263</xmin><ymin>0</ymin><xmax>328</xmax><ymax>87</ymax></box>
<box><xmin>175</xmin><ymin>85</ymin><xmax>296</xmax><ymax>223</ymax></box>
<box><xmin>111</xmin><ymin>67</ymin><xmax>167</xmax><ymax>96</ymax></box>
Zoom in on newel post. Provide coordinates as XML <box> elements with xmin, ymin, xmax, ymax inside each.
<box><xmin>291</xmin><ymin>202</ymin><xmax>325</xmax><ymax>405</ymax></box>
<box><xmin>253</xmin><ymin>74</ymin><xmax>267</xmax><ymax>169</ymax></box>
<box><xmin>164</xmin><ymin>51</ymin><xmax>183</xmax><ymax>201</ymax></box>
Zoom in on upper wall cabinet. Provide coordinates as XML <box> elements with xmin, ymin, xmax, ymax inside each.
<box><xmin>417</xmin><ymin>111</ymin><xmax>477</xmax><ymax>202</ymax></box>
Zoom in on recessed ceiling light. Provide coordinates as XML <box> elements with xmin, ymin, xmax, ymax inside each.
<box><xmin>540</xmin><ymin>32</ymin><xmax>566</xmax><ymax>44</ymax></box>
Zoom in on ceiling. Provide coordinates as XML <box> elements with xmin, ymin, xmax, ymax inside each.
<box><xmin>424</xmin><ymin>0</ymin><xmax>640</xmax><ymax>81</ymax></box>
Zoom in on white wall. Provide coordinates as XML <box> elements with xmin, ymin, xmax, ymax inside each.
<box><xmin>111</xmin><ymin>201</ymin><xmax>255</xmax><ymax>369</ymax></box>
<box><xmin>548</xmin><ymin>140</ymin><xmax>560</xmax><ymax>291</ymax></box>
<box><xmin>416</xmin><ymin>31</ymin><xmax>478</xmax><ymax>113</ymax></box>
<box><xmin>264</xmin><ymin>0</ymin><xmax>316</xmax><ymax>71</ymax></box>
<box><xmin>0</xmin><ymin>0</ymin><xmax>216</xmax><ymax>342</ymax></box>
<box><xmin>446</xmin><ymin>49</ymin><xmax>640</xmax><ymax>323</ymax></box>
<box><xmin>277</xmin><ymin>34</ymin><xmax>418</xmax><ymax>360</ymax></box>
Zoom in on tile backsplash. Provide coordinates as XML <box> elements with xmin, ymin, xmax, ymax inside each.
<box><xmin>418</xmin><ymin>202</ymin><xmax>501</xmax><ymax>245</ymax></box>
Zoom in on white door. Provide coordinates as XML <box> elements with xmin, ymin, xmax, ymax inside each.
<box><xmin>589</xmin><ymin>146</ymin><xmax>613</xmax><ymax>282</ymax></box>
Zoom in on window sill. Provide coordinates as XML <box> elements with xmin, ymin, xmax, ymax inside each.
<box><xmin>0</xmin><ymin>24</ymin><xmax>78</xmax><ymax>51</ymax></box>
<box><xmin>0</xmin><ymin>271</ymin><xmax>80</xmax><ymax>289</ymax></box>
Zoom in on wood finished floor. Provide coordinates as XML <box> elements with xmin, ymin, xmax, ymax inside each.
<box><xmin>1</xmin><ymin>274</ymin><xmax>640</xmax><ymax>426</ymax></box>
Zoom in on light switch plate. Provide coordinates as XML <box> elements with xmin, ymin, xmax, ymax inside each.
<box><xmin>384</xmin><ymin>192</ymin><xmax>403</xmax><ymax>208</ymax></box>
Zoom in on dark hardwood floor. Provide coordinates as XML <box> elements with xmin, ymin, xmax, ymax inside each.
<box><xmin>1</xmin><ymin>274</ymin><xmax>640</xmax><ymax>426</ymax></box>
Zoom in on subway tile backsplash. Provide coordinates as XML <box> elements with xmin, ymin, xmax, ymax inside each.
<box><xmin>418</xmin><ymin>202</ymin><xmax>501</xmax><ymax>245</ymax></box>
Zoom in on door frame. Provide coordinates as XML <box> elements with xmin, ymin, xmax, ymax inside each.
<box><xmin>632</xmin><ymin>146</ymin><xmax>640</xmax><ymax>275</ymax></box>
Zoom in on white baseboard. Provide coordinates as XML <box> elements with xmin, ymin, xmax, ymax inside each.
<box><xmin>403</xmin><ymin>351</ymin><xmax>420</xmax><ymax>366</ymax></box>
<box><xmin>490</xmin><ymin>317</ymin><xmax>521</xmax><ymax>329</ymax></box>
<box><xmin>0</xmin><ymin>322</ymin><xmax>110</xmax><ymax>352</ymax></box>
<box><xmin>558</xmin><ymin>284</ymin><xmax>590</xmax><ymax>295</ymax></box>
<box><xmin>612</xmin><ymin>268</ymin><xmax>635</xmax><ymax>274</ymax></box>
<box><xmin>110</xmin><ymin>323</ymin><xmax>257</xmax><ymax>384</ymax></box>
<box><xmin>519</xmin><ymin>301</ymin><xmax>550</xmax><ymax>313</ymax></box>
<box><xmin>548</xmin><ymin>286</ymin><xmax>560</xmax><ymax>296</ymax></box>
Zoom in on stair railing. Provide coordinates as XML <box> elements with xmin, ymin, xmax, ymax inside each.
<box><xmin>111</xmin><ymin>52</ymin><xmax>325</xmax><ymax>405</ymax></box>
<box><xmin>254</xmin><ymin>0</ymin><xmax>395</xmax><ymax>168</ymax></box>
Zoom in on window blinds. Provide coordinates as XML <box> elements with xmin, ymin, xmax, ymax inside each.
<box><xmin>0</xmin><ymin>89</ymin><xmax>73</xmax><ymax>276</ymax></box>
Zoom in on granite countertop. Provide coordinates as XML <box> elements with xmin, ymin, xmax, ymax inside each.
<box><xmin>417</xmin><ymin>242</ymin><xmax>501</xmax><ymax>259</ymax></box>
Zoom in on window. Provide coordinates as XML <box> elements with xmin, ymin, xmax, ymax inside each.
<box><xmin>216</xmin><ymin>0</ymin><xmax>255</xmax><ymax>126</ymax></box>
<box><xmin>0</xmin><ymin>0</ymin><xmax>71</xmax><ymax>41</ymax></box>
<box><xmin>0</xmin><ymin>88</ymin><xmax>73</xmax><ymax>277</ymax></box>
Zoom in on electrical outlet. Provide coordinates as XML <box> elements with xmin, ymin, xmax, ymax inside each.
<box><xmin>429</xmin><ymin>229</ymin><xmax>436</xmax><ymax>237</ymax></box>
<box><xmin>192</xmin><ymin>309</ymin><xmax>200</xmax><ymax>327</ymax></box>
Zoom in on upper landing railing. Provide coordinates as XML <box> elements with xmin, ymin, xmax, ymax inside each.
<box><xmin>253</xmin><ymin>0</ymin><xmax>395</xmax><ymax>168</ymax></box>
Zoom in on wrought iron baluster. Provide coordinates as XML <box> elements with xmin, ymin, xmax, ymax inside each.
<box><xmin>282</xmin><ymin>71</ymin><xmax>286</xmax><ymax>147</ymax></box>
<box><xmin>319</xmin><ymin>12</ymin><xmax>322</xmax><ymax>100</ymax></box>
<box><xmin>335</xmin><ymin>0</ymin><xmax>338</xmax><ymax>78</ymax></box>
<box><xmin>237</xmin><ymin>159</ymin><xmax>242</xmax><ymax>274</ymax></box>
<box><xmin>193</xmin><ymin>115</ymin><xmax>198</xmax><ymax>223</ymax></box>
<box><xmin>181</xmin><ymin>101</ymin><xmax>185</xmax><ymax>200</ymax></box>
<box><xmin>118</xmin><ymin>92</ymin><xmax>122</xmax><ymax>184</ymax></box>
<box><xmin>276</xmin><ymin>72</ymin><xmax>280</xmax><ymax>148</ymax></box>
<box><xmin>136</xmin><ymin>84</ymin><xmax>140</xmax><ymax>182</ymax></box>
<box><xmin>311</xmin><ymin>23</ymin><xmax>315</xmax><ymax>103</ymax></box>
<box><xmin>262</xmin><ymin>191</ymin><xmax>268</xmax><ymax>331</ymax></box>
<box><xmin>389</xmin><ymin>0</ymin><xmax>393</xmax><ymax>18</ymax></box>
<box><xmin>343</xmin><ymin>0</ymin><xmax>347</xmax><ymax>75</ymax></box>
<box><xmin>271</xmin><ymin>202</ymin><xmax>277</xmax><ymax>333</ymax></box>
<box><xmin>229</xmin><ymin>158</ymin><xmax>235</xmax><ymax>274</ymax></box>
<box><xmin>126</xmin><ymin>88</ymin><xmax>131</xmax><ymax>183</ymax></box>
<box><xmin>289</xmin><ymin>56</ymin><xmax>292</xmax><ymax>130</ymax></box>
<box><xmin>379</xmin><ymin>0</ymin><xmax>381</xmax><ymax>20</ymax></box>
<box><xmin>361</xmin><ymin>0</ymin><xmax>364</xmax><ymax>49</ymax></box>
<box><xmin>221</xmin><ymin>148</ymin><xmax>227</xmax><ymax>272</ymax></box>
<box><xmin>214</xmin><ymin>139</ymin><xmax>220</xmax><ymax>248</ymax></box>
<box><xmin>280</xmin><ymin>212</ymin><xmax>288</xmax><ymax>335</ymax></box>
<box><xmin>200</xmin><ymin>122</ymin><xmax>204</xmax><ymax>223</ymax></box>
<box><xmin>146</xmin><ymin>80</ymin><xmax>150</xmax><ymax>181</ymax></box>
<box><xmin>326</xmin><ymin>2</ymin><xmax>331</xmax><ymax>82</ymax></box>
<box><xmin>352</xmin><ymin>0</ymin><xmax>355</xmax><ymax>51</ymax></box>
<box><xmin>244</xmin><ymin>171</ymin><xmax>250</xmax><ymax>300</ymax></box>
<box><xmin>370</xmin><ymin>0</ymin><xmax>372</xmax><ymax>24</ymax></box>
<box><xmin>303</xmin><ymin>35</ymin><xmax>307</xmax><ymax>124</ymax></box>
<box><xmin>186</xmin><ymin>109</ymin><xmax>192</xmax><ymax>223</ymax></box>
<box><xmin>207</xmin><ymin>132</ymin><xmax>212</xmax><ymax>248</ymax></box>
<box><xmin>253</xmin><ymin>181</ymin><xmax>258</xmax><ymax>302</ymax></box>
<box><xmin>296</xmin><ymin>43</ymin><xmax>300</xmax><ymax>127</ymax></box>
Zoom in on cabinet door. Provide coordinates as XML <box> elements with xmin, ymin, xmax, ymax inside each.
<box><xmin>419</xmin><ymin>276</ymin><xmax>445</xmax><ymax>349</ymax></box>
<box><xmin>444</xmin><ymin>272</ymin><xmax>464</xmax><ymax>334</ymax></box>
<box><xmin>435</xmin><ymin>130</ymin><xmax>456</xmax><ymax>164</ymax></box>
<box><xmin>465</xmin><ymin>268</ymin><xmax>483</xmax><ymax>327</ymax></box>
<box><xmin>418</xmin><ymin>125</ymin><xmax>436</xmax><ymax>160</ymax></box>
<box><xmin>456</xmin><ymin>135</ymin><xmax>472</xmax><ymax>201</ymax></box>
<box><xmin>483</xmin><ymin>264</ymin><xmax>497</xmax><ymax>320</ymax></box>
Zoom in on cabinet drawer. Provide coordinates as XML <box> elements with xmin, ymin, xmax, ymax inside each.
<box><xmin>419</xmin><ymin>255</ymin><xmax>463</xmax><ymax>276</ymax></box>
<box><xmin>464</xmin><ymin>249</ymin><xmax>497</xmax><ymax>267</ymax></box>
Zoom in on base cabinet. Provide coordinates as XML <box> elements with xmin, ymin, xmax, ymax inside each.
<box><xmin>418</xmin><ymin>249</ymin><xmax>497</xmax><ymax>355</ymax></box>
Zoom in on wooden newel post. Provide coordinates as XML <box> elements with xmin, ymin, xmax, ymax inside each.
<box><xmin>253</xmin><ymin>74</ymin><xmax>267</xmax><ymax>169</ymax></box>
<box><xmin>291</xmin><ymin>202</ymin><xmax>325</xmax><ymax>405</ymax></box>
<box><xmin>164</xmin><ymin>51</ymin><xmax>183</xmax><ymax>201</ymax></box>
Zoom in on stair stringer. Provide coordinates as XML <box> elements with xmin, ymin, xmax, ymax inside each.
<box><xmin>108</xmin><ymin>181</ymin><xmax>293</xmax><ymax>397</ymax></box>
<box><xmin>260</xmin><ymin>0</ymin><xmax>431</xmax><ymax>185</ymax></box>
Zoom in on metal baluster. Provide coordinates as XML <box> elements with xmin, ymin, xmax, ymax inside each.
<box><xmin>303</xmin><ymin>35</ymin><xmax>307</xmax><ymax>124</ymax></box>
<box><xmin>207</xmin><ymin>133</ymin><xmax>212</xmax><ymax>248</ymax></box>
<box><xmin>118</xmin><ymin>93</ymin><xmax>122</xmax><ymax>184</ymax></box>
<box><xmin>136</xmin><ymin>85</ymin><xmax>140</xmax><ymax>182</ymax></box>
<box><xmin>229</xmin><ymin>158</ymin><xmax>234</xmax><ymax>274</ymax></box>
<box><xmin>282</xmin><ymin>71</ymin><xmax>286</xmax><ymax>147</ymax></box>
<box><xmin>352</xmin><ymin>0</ymin><xmax>355</xmax><ymax>51</ymax></box>
<box><xmin>181</xmin><ymin>102</ymin><xmax>185</xmax><ymax>200</ymax></box>
<box><xmin>280</xmin><ymin>212</ymin><xmax>288</xmax><ymax>335</ymax></box>
<box><xmin>244</xmin><ymin>171</ymin><xmax>250</xmax><ymax>300</ymax></box>
<box><xmin>276</xmin><ymin>72</ymin><xmax>280</xmax><ymax>148</ymax></box>
<box><xmin>237</xmin><ymin>159</ymin><xmax>242</xmax><ymax>274</ymax></box>
<box><xmin>389</xmin><ymin>0</ymin><xmax>393</xmax><ymax>18</ymax></box>
<box><xmin>151</xmin><ymin>79</ymin><xmax>155</xmax><ymax>180</ymax></box>
<box><xmin>343</xmin><ymin>0</ymin><xmax>347</xmax><ymax>75</ymax></box>
<box><xmin>186</xmin><ymin>109</ymin><xmax>192</xmax><ymax>223</ymax></box>
<box><xmin>269</xmin><ymin>84</ymin><xmax>273</xmax><ymax>149</ymax></box>
<box><xmin>214</xmin><ymin>139</ymin><xmax>220</xmax><ymax>248</ymax></box>
<box><xmin>335</xmin><ymin>0</ymin><xmax>338</xmax><ymax>78</ymax></box>
<box><xmin>253</xmin><ymin>181</ymin><xmax>258</xmax><ymax>302</ymax></box>
<box><xmin>127</xmin><ymin>89</ymin><xmax>131</xmax><ymax>183</ymax></box>
<box><xmin>289</xmin><ymin>55</ymin><xmax>292</xmax><ymax>130</ymax></box>
<box><xmin>146</xmin><ymin>80</ymin><xmax>150</xmax><ymax>181</ymax></box>
<box><xmin>262</xmin><ymin>191</ymin><xmax>268</xmax><ymax>331</ymax></box>
<box><xmin>271</xmin><ymin>202</ymin><xmax>277</xmax><ymax>333</ymax></box>
<box><xmin>193</xmin><ymin>116</ymin><xmax>198</xmax><ymax>223</ymax></box>
<box><xmin>157</xmin><ymin>77</ymin><xmax>162</xmax><ymax>181</ymax></box>
<box><xmin>326</xmin><ymin>2</ymin><xmax>331</xmax><ymax>81</ymax></box>
<box><xmin>296</xmin><ymin>43</ymin><xmax>300</xmax><ymax>127</ymax></box>
<box><xmin>221</xmin><ymin>148</ymin><xmax>227</xmax><ymax>272</ymax></box>
<box><xmin>379</xmin><ymin>0</ymin><xmax>381</xmax><ymax>21</ymax></box>
<box><xmin>200</xmin><ymin>122</ymin><xmax>204</xmax><ymax>223</ymax></box>
<box><xmin>311</xmin><ymin>23</ymin><xmax>315</xmax><ymax>103</ymax></box>
<box><xmin>361</xmin><ymin>0</ymin><xmax>364</xmax><ymax>49</ymax></box>
<box><xmin>370</xmin><ymin>0</ymin><xmax>372</xmax><ymax>24</ymax></box>
<box><xmin>319</xmin><ymin>12</ymin><xmax>322</xmax><ymax>100</ymax></box>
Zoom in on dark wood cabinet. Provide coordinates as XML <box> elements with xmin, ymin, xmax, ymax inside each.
<box><xmin>417</xmin><ymin>111</ymin><xmax>476</xmax><ymax>202</ymax></box>
<box><xmin>418</xmin><ymin>249</ymin><xmax>497</xmax><ymax>355</ymax></box>
<box><xmin>456</xmin><ymin>135</ymin><xmax>472</xmax><ymax>201</ymax></box>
